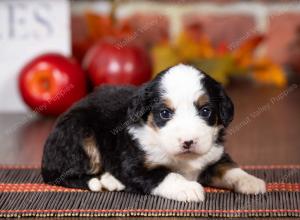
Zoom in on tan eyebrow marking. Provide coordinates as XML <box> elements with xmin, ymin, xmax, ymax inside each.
<box><xmin>163</xmin><ymin>98</ymin><xmax>175</xmax><ymax>111</ymax></box>
<box><xmin>196</xmin><ymin>94</ymin><xmax>209</xmax><ymax>107</ymax></box>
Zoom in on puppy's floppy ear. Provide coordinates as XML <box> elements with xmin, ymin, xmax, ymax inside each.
<box><xmin>127</xmin><ymin>67</ymin><xmax>168</xmax><ymax>123</ymax></box>
<box><xmin>127</xmin><ymin>82</ymin><xmax>158</xmax><ymax>123</ymax></box>
<box><xmin>202</xmin><ymin>74</ymin><xmax>234</xmax><ymax>127</ymax></box>
<box><xmin>217</xmin><ymin>85</ymin><xmax>234</xmax><ymax>127</ymax></box>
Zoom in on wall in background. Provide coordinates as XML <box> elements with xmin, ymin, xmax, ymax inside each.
<box><xmin>72</xmin><ymin>0</ymin><xmax>300</xmax><ymax>65</ymax></box>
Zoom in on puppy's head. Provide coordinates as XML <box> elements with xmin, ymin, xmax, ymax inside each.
<box><xmin>128</xmin><ymin>64</ymin><xmax>234</xmax><ymax>159</ymax></box>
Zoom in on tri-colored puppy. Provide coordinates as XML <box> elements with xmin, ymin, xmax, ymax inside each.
<box><xmin>42</xmin><ymin>64</ymin><xmax>266</xmax><ymax>202</ymax></box>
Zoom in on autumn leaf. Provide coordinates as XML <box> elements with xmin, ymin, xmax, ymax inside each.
<box><xmin>216</xmin><ymin>41</ymin><xmax>230</xmax><ymax>56</ymax></box>
<box><xmin>183</xmin><ymin>22</ymin><xmax>204</xmax><ymax>42</ymax></box>
<box><xmin>191</xmin><ymin>56</ymin><xmax>235</xmax><ymax>85</ymax></box>
<box><xmin>252</xmin><ymin>58</ymin><xmax>287</xmax><ymax>87</ymax></box>
<box><xmin>234</xmin><ymin>35</ymin><xmax>264</xmax><ymax>68</ymax></box>
<box><xmin>85</xmin><ymin>12</ymin><xmax>114</xmax><ymax>40</ymax></box>
<box><xmin>85</xmin><ymin>11</ymin><xmax>133</xmax><ymax>41</ymax></box>
<box><xmin>151</xmin><ymin>42</ymin><xmax>180</xmax><ymax>76</ymax></box>
<box><xmin>176</xmin><ymin>31</ymin><xmax>214</xmax><ymax>61</ymax></box>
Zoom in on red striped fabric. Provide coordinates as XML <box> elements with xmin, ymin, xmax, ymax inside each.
<box><xmin>0</xmin><ymin>183</ymin><xmax>299</xmax><ymax>193</ymax></box>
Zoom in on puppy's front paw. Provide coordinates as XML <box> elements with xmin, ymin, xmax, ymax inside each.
<box><xmin>234</xmin><ymin>174</ymin><xmax>266</xmax><ymax>195</ymax></box>
<box><xmin>152</xmin><ymin>173</ymin><xmax>204</xmax><ymax>202</ymax></box>
<box><xmin>100</xmin><ymin>172</ymin><xmax>125</xmax><ymax>191</ymax></box>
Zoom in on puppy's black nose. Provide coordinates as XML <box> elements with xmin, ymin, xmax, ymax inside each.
<box><xmin>183</xmin><ymin>140</ymin><xmax>194</xmax><ymax>149</ymax></box>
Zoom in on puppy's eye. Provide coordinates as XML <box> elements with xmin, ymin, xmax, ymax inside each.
<box><xmin>199</xmin><ymin>106</ymin><xmax>211</xmax><ymax>118</ymax></box>
<box><xmin>160</xmin><ymin>109</ymin><xmax>173</xmax><ymax>120</ymax></box>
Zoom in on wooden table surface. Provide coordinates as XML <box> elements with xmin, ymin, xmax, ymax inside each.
<box><xmin>0</xmin><ymin>83</ymin><xmax>299</xmax><ymax>219</ymax></box>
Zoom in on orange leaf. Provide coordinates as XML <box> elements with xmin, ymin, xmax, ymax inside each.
<box><xmin>84</xmin><ymin>12</ymin><xmax>134</xmax><ymax>41</ymax></box>
<box><xmin>234</xmin><ymin>35</ymin><xmax>265</xmax><ymax>67</ymax></box>
<box><xmin>116</xmin><ymin>19</ymin><xmax>134</xmax><ymax>38</ymax></box>
<box><xmin>151</xmin><ymin>42</ymin><xmax>180</xmax><ymax>76</ymax></box>
<box><xmin>176</xmin><ymin>31</ymin><xmax>214</xmax><ymax>61</ymax></box>
<box><xmin>85</xmin><ymin>12</ymin><xmax>114</xmax><ymax>40</ymax></box>
<box><xmin>252</xmin><ymin>58</ymin><xmax>287</xmax><ymax>87</ymax></box>
<box><xmin>183</xmin><ymin>22</ymin><xmax>204</xmax><ymax>42</ymax></box>
<box><xmin>216</xmin><ymin>41</ymin><xmax>230</xmax><ymax>56</ymax></box>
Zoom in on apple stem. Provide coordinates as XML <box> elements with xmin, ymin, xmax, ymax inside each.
<box><xmin>110</xmin><ymin>0</ymin><xmax>119</xmax><ymax>27</ymax></box>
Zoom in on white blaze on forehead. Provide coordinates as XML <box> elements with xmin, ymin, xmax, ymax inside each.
<box><xmin>160</xmin><ymin>64</ymin><xmax>205</xmax><ymax>106</ymax></box>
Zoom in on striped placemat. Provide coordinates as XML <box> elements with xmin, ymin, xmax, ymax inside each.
<box><xmin>0</xmin><ymin>165</ymin><xmax>299</xmax><ymax>218</ymax></box>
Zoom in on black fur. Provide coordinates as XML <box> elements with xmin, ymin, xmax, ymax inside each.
<box><xmin>42</xmin><ymin>66</ymin><xmax>236</xmax><ymax>195</ymax></box>
<box><xmin>201</xmin><ymin>74</ymin><xmax>234</xmax><ymax>127</ymax></box>
<box><xmin>216</xmin><ymin>128</ymin><xmax>226</xmax><ymax>144</ymax></box>
<box><xmin>42</xmin><ymin>84</ymin><xmax>170</xmax><ymax>194</ymax></box>
<box><xmin>127</xmin><ymin>69</ymin><xmax>171</xmax><ymax>129</ymax></box>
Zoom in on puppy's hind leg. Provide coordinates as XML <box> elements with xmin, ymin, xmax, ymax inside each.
<box><xmin>44</xmin><ymin>163</ymin><xmax>103</xmax><ymax>191</ymax></box>
<box><xmin>58</xmin><ymin>173</ymin><xmax>102</xmax><ymax>191</ymax></box>
<box><xmin>42</xmin><ymin>117</ymin><xmax>103</xmax><ymax>191</ymax></box>
<box><xmin>83</xmin><ymin>135</ymin><xmax>103</xmax><ymax>192</ymax></box>
<box><xmin>87</xmin><ymin>177</ymin><xmax>103</xmax><ymax>191</ymax></box>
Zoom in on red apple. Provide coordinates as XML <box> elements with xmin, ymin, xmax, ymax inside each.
<box><xmin>19</xmin><ymin>53</ymin><xmax>87</xmax><ymax>116</ymax></box>
<box><xmin>83</xmin><ymin>40</ymin><xmax>152</xmax><ymax>86</ymax></box>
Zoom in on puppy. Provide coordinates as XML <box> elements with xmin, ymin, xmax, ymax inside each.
<box><xmin>42</xmin><ymin>64</ymin><xmax>266</xmax><ymax>202</ymax></box>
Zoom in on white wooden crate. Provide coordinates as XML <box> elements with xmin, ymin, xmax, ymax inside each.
<box><xmin>0</xmin><ymin>0</ymin><xmax>71</xmax><ymax>112</ymax></box>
